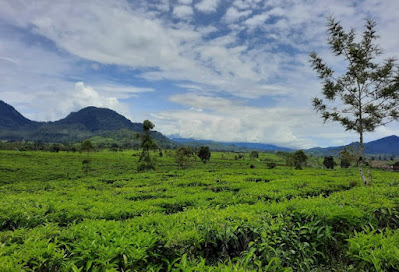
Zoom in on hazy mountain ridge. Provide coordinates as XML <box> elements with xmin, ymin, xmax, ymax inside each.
<box><xmin>0</xmin><ymin>100</ymin><xmax>176</xmax><ymax>148</ymax></box>
<box><xmin>171</xmin><ymin>137</ymin><xmax>293</xmax><ymax>152</ymax></box>
<box><xmin>307</xmin><ymin>135</ymin><xmax>399</xmax><ymax>156</ymax></box>
<box><xmin>1</xmin><ymin>100</ymin><xmax>398</xmax><ymax>154</ymax></box>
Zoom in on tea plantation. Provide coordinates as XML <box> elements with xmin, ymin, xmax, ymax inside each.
<box><xmin>1</xmin><ymin>150</ymin><xmax>398</xmax><ymax>271</ymax></box>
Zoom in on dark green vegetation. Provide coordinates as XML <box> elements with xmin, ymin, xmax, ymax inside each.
<box><xmin>323</xmin><ymin>156</ymin><xmax>336</xmax><ymax>169</ymax></box>
<box><xmin>1</xmin><ymin>150</ymin><xmax>399</xmax><ymax>271</ymax></box>
<box><xmin>175</xmin><ymin>146</ymin><xmax>195</xmax><ymax>169</ymax></box>
<box><xmin>0</xmin><ymin>101</ymin><xmax>177</xmax><ymax>149</ymax></box>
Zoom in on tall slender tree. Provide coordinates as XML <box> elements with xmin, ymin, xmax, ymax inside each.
<box><xmin>310</xmin><ymin>17</ymin><xmax>399</xmax><ymax>185</ymax></box>
<box><xmin>137</xmin><ymin>120</ymin><xmax>158</xmax><ymax>172</ymax></box>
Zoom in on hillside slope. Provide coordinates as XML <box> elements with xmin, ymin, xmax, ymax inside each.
<box><xmin>0</xmin><ymin>100</ymin><xmax>177</xmax><ymax>148</ymax></box>
<box><xmin>0</xmin><ymin>101</ymin><xmax>40</xmax><ymax>130</ymax></box>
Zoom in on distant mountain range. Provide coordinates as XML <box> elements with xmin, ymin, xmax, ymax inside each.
<box><xmin>171</xmin><ymin>137</ymin><xmax>293</xmax><ymax>152</ymax></box>
<box><xmin>173</xmin><ymin>136</ymin><xmax>399</xmax><ymax>155</ymax></box>
<box><xmin>1</xmin><ymin>100</ymin><xmax>398</xmax><ymax>154</ymax></box>
<box><xmin>0</xmin><ymin>100</ymin><xmax>177</xmax><ymax>148</ymax></box>
<box><xmin>306</xmin><ymin>135</ymin><xmax>399</xmax><ymax>156</ymax></box>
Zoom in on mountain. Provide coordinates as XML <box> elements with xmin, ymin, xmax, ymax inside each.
<box><xmin>173</xmin><ymin>136</ymin><xmax>399</xmax><ymax>155</ymax></box>
<box><xmin>0</xmin><ymin>101</ymin><xmax>40</xmax><ymax>130</ymax></box>
<box><xmin>365</xmin><ymin>135</ymin><xmax>399</xmax><ymax>154</ymax></box>
<box><xmin>307</xmin><ymin>135</ymin><xmax>399</xmax><ymax>156</ymax></box>
<box><xmin>55</xmin><ymin>107</ymin><xmax>142</xmax><ymax>132</ymax></box>
<box><xmin>172</xmin><ymin>137</ymin><xmax>293</xmax><ymax>152</ymax></box>
<box><xmin>0</xmin><ymin>100</ymin><xmax>177</xmax><ymax>148</ymax></box>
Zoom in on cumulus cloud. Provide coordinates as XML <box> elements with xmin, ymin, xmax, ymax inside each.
<box><xmin>173</xmin><ymin>5</ymin><xmax>194</xmax><ymax>18</ymax></box>
<box><xmin>154</xmin><ymin>93</ymin><xmax>352</xmax><ymax>148</ymax></box>
<box><xmin>195</xmin><ymin>0</ymin><xmax>221</xmax><ymax>13</ymax></box>
<box><xmin>26</xmin><ymin>82</ymin><xmax>133</xmax><ymax>122</ymax></box>
<box><xmin>71</xmin><ymin>82</ymin><xmax>120</xmax><ymax>110</ymax></box>
<box><xmin>223</xmin><ymin>7</ymin><xmax>252</xmax><ymax>23</ymax></box>
<box><xmin>178</xmin><ymin>0</ymin><xmax>193</xmax><ymax>4</ymax></box>
<box><xmin>1</xmin><ymin>0</ymin><xmax>398</xmax><ymax>147</ymax></box>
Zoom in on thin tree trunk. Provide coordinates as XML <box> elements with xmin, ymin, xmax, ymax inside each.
<box><xmin>367</xmin><ymin>168</ymin><xmax>372</xmax><ymax>185</ymax></box>
<box><xmin>358</xmin><ymin>130</ymin><xmax>368</xmax><ymax>186</ymax></box>
<box><xmin>357</xmin><ymin>85</ymin><xmax>369</xmax><ymax>186</ymax></box>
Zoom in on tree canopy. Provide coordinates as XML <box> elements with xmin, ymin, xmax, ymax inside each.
<box><xmin>80</xmin><ymin>140</ymin><xmax>94</xmax><ymax>153</ymax></box>
<box><xmin>197</xmin><ymin>146</ymin><xmax>211</xmax><ymax>164</ymax></box>
<box><xmin>175</xmin><ymin>146</ymin><xmax>195</xmax><ymax>169</ymax></box>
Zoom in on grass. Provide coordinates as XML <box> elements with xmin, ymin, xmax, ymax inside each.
<box><xmin>0</xmin><ymin>150</ymin><xmax>398</xmax><ymax>271</ymax></box>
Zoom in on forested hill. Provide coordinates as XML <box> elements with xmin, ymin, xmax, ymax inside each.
<box><xmin>0</xmin><ymin>100</ymin><xmax>40</xmax><ymax>129</ymax></box>
<box><xmin>307</xmin><ymin>135</ymin><xmax>399</xmax><ymax>156</ymax></box>
<box><xmin>0</xmin><ymin>100</ymin><xmax>177</xmax><ymax>148</ymax></box>
<box><xmin>55</xmin><ymin>106</ymin><xmax>142</xmax><ymax>132</ymax></box>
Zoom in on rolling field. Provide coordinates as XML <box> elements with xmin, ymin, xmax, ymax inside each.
<box><xmin>0</xmin><ymin>150</ymin><xmax>399</xmax><ymax>271</ymax></box>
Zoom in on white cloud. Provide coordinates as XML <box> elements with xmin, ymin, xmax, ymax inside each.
<box><xmin>173</xmin><ymin>5</ymin><xmax>194</xmax><ymax>18</ymax></box>
<box><xmin>195</xmin><ymin>0</ymin><xmax>220</xmax><ymax>13</ymax></box>
<box><xmin>72</xmin><ymin>82</ymin><xmax>121</xmax><ymax>111</ymax></box>
<box><xmin>28</xmin><ymin>82</ymin><xmax>132</xmax><ymax>121</ymax></box>
<box><xmin>99</xmin><ymin>85</ymin><xmax>154</xmax><ymax>94</ymax></box>
<box><xmin>1</xmin><ymin>0</ymin><xmax>398</xmax><ymax>147</ymax></box>
<box><xmin>0</xmin><ymin>28</ymin><xmax>145</xmax><ymax>122</ymax></box>
<box><xmin>223</xmin><ymin>7</ymin><xmax>252</xmax><ymax>23</ymax></box>
<box><xmin>154</xmin><ymin>93</ymin><xmax>361</xmax><ymax>148</ymax></box>
<box><xmin>169</xmin><ymin>93</ymin><xmax>236</xmax><ymax>110</ymax></box>
<box><xmin>233</xmin><ymin>0</ymin><xmax>261</xmax><ymax>10</ymax></box>
<box><xmin>244</xmin><ymin>12</ymin><xmax>270</xmax><ymax>30</ymax></box>
<box><xmin>178</xmin><ymin>0</ymin><xmax>193</xmax><ymax>4</ymax></box>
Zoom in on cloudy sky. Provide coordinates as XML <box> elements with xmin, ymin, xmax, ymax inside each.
<box><xmin>0</xmin><ymin>0</ymin><xmax>398</xmax><ymax>148</ymax></box>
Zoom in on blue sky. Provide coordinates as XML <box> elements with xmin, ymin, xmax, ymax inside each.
<box><xmin>0</xmin><ymin>0</ymin><xmax>398</xmax><ymax>148</ymax></box>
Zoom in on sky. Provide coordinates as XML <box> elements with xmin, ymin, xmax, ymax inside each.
<box><xmin>0</xmin><ymin>0</ymin><xmax>398</xmax><ymax>148</ymax></box>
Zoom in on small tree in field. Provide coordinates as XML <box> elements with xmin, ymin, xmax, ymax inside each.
<box><xmin>80</xmin><ymin>140</ymin><xmax>94</xmax><ymax>153</ymax></box>
<box><xmin>249</xmin><ymin>151</ymin><xmax>259</xmax><ymax>160</ymax></box>
<box><xmin>287</xmin><ymin>150</ymin><xmax>308</xmax><ymax>170</ymax></box>
<box><xmin>175</xmin><ymin>146</ymin><xmax>195</xmax><ymax>169</ymax></box>
<box><xmin>339</xmin><ymin>147</ymin><xmax>356</xmax><ymax>168</ymax></box>
<box><xmin>323</xmin><ymin>156</ymin><xmax>336</xmax><ymax>169</ymax></box>
<box><xmin>197</xmin><ymin>146</ymin><xmax>211</xmax><ymax>164</ymax></box>
<box><xmin>82</xmin><ymin>159</ymin><xmax>91</xmax><ymax>176</ymax></box>
<box><xmin>310</xmin><ymin>17</ymin><xmax>399</xmax><ymax>185</ymax></box>
<box><xmin>137</xmin><ymin>120</ymin><xmax>158</xmax><ymax>172</ymax></box>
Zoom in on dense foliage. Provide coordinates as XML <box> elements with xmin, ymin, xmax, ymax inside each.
<box><xmin>323</xmin><ymin>156</ymin><xmax>336</xmax><ymax>169</ymax></box>
<box><xmin>286</xmin><ymin>150</ymin><xmax>308</xmax><ymax>170</ymax></box>
<box><xmin>197</xmin><ymin>146</ymin><xmax>211</xmax><ymax>164</ymax></box>
<box><xmin>249</xmin><ymin>151</ymin><xmax>259</xmax><ymax>160</ymax></box>
<box><xmin>80</xmin><ymin>140</ymin><xmax>94</xmax><ymax>153</ymax></box>
<box><xmin>1</xmin><ymin>150</ymin><xmax>399</xmax><ymax>271</ymax></box>
<box><xmin>175</xmin><ymin>146</ymin><xmax>195</xmax><ymax>169</ymax></box>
